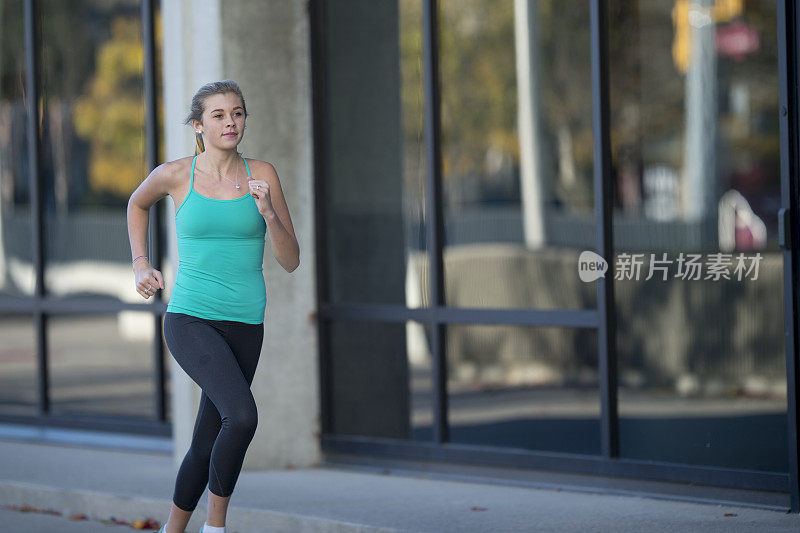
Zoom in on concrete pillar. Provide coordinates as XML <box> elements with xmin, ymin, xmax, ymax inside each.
<box><xmin>161</xmin><ymin>0</ymin><xmax>318</xmax><ymax>472</ymax></box>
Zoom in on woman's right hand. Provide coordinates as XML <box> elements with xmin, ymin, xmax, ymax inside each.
<box><xmin>134</xmin><ymin>261</ymin><xmax>165</xmax><ymax>299</ymax></box>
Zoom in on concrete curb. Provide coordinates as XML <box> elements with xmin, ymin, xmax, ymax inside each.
<box><xmin>0</xmin><ymin>481</ymin><xmax>407</xmax><ymax>533</ymax></box>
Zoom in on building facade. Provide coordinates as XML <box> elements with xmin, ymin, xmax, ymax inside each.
<box><xmin>1</xmin><ymin>0</ymin><xmax>799</xmax><ymax>513</ymax></box>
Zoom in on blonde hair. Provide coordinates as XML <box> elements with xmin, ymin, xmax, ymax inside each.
<box><xmin>184</xmin><ymin>79</ymin><xmax>249</xmax><ymax>155</ymax></box>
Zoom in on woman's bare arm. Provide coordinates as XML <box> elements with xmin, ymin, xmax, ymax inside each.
<box><xmin>127</xmin><ymin>162</ymin><xmax>177</xmax><ymax>264</ymax></box>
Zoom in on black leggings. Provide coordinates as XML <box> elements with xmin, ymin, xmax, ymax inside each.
<box><xmin>163</xmin><ymin>311</ymin><xmax>264</xmax><ymax>511</ymax></box>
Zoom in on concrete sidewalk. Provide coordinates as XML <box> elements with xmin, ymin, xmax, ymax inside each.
<box><xmin>0</xmin><ymin>436</ymin><xmax>798</xmax><ymax>532</ymax></box>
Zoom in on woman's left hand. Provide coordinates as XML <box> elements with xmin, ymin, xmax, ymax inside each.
<box><xmin>248</xmin><ymin>176</ymin><xmax>275</xmax><ymax>217</ymax></box>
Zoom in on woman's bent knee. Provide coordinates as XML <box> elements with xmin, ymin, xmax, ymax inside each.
<box><xmin>225</xmin><ymin>405</ymin><xmax>257</xmax><ymax>436</ymax></box>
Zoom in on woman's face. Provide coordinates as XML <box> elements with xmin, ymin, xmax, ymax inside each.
<box><xmin>194</xmin><ymin>92</ymin><xmax>246</xmax><ymax>149</ymax></box>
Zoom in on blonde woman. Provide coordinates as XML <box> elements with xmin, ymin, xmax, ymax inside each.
<box><xmin>127</xmin><ymin>79</ymin><xmax>299</xmax><ymax>533</ymax></box>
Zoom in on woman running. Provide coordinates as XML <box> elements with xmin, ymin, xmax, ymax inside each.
<box><xmin>126</xmin><ymin>79</ymin><xmax>299</xmax><ymax>533</ymax></box>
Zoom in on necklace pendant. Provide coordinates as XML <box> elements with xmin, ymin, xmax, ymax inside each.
<box><xmin>236</xmin><ymin>184</ymin><xmax>240</xmax><ymax>189</ymax></box>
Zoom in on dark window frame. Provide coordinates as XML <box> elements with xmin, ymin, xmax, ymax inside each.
<box><xmin>0</xmin><ymin>0</ymin><xmax>169</xmax><ymax>437</ymax></box>
<box><xmin>310</xmin><ymin>0</ymin><xmax>800</xmax><ymax>512</ymax></box>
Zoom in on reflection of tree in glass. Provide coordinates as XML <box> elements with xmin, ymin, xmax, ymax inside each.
<box><xmin>0</xmin><ymin>0</ymin><xmax>27</xmax><ymax>207</ymax></box>
<box><xmin>399</xmin><ymin>0</ymin><xmax>426</xmax><ymax>201</ymax></box>
<box><xmin>437</xmin><ymin>0</ymin><xmax>518</xmax><ymax>187</ymax></box>
<box><xmin>402</xmin><ymin>0</ymin><xmax>779</xmax><ymax>218</ymax></box>
<box><xmin>0</xmin><ymin>0</ymin><xmax>25</xmax><ymax>98</ymax></box>
<box><xmin>72</xmin><ymin>15</ymin><xmax>154</xmax><ymax>199</ymax></box>
<box><xmin>538</xmin><ymin>0</ymin><xmax>594</xmax><ymax>213</ymax></box>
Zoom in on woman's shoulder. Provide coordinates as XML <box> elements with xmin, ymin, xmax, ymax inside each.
<box><xmin>131</xmin><ymin>156</ymin><xmax>194</xmax><ymax>208</ymax></box>
<box><xmin>242</xmin><ymin>157</ymin><xmax>278</xmax><ymax>178</ymax></box>
<box><xmin>163</xmin><ymin>155</ymin><xmax>195</xmax><ymax>173</ymax></box>
<box><xmin>155</xmin><ymin>156</ymin><xmax>195</xmax><ymax>183</ymax></box>
<box><xmin>242</xmin><ymin>157</ymin><xmax>274</xmax><ymax>169</ymax></box>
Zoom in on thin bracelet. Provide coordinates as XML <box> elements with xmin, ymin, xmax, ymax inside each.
<box><xmin>132</xmin><ymin>255</ymin><xmax>148</xmax><ymax>265</ymax></box>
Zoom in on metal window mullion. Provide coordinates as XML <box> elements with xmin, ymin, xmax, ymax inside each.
<box><xmin>24</xmin><ymin>0</ymin><xmax>48</xmax><ymax>416</ymax></box>
<box><xmin>777</xmin><ymin>0</ymin><xmax>800</xmax><ymax>514</ymax></box>
<box><xmin>141</xmin><ymin>0</ymin><xmax>166</xmax><ymax>423</ymax></box>
<box><xmin>590</xmin><ymin>0</ymin><xmax>618</xmax><ymax>459</ymax></box>
<box><xmin>321</xmin><ymin>434</ymin><xmax>788</xmax><ymax>496</ymax></box>
<box><xmin>422</xmin><ymin>0</ymin><xmax>448</xmax><ymax>444</ymax></box>
<box><xmin>309</xmin><ymin>0</ymin><xmax>335</xmax><ymax>435</ymax></box>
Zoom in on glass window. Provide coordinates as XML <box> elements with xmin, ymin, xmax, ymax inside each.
<box><xmin>49</xmin><ymin>312</ymin><xmax>159</xmax><ymax>419</ymax></box>
<box><xmin>610</xmin><ymin>0</ymin><xmax>787</xmax><ymax>472</ymax></box>
<box><xmin>446</xmin><ymin>324</ymin><xmax>599</xmax><ymax>454</ymax></box>
<box><xmin>39</xmin><ymin>0</ymin><xmax>149</xmax><ymax>302</ymax></box>
<box><xmin>320</xmin><ymin>0</ymin><xmax>429</xmax><ymax>308</ymax></box>
<box><xmin>439</xmin><ymin>0</ymin><xmax>596</xmax><ymax>310</ymax></box>
<box><xmin>0</xmin><ymin>0</ymin><xmax>32</xmax><ymax>299</ymax></box>
<box><xmin>0</xmin><ymin>313</ymin><xmax>37</xmax><ymax>415</ymax></box>
<box><xmin>328</xmin><ymin>319</ymin><xmax>433</xmax><ymax>441</ymax></box>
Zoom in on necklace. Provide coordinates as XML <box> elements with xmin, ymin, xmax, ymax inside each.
<box><xmin>203</xmin><ymin>152</ymin><xmax>242</xmax><ymax>189</ymax></box>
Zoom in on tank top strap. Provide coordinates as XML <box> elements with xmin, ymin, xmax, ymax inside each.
<box><xmin>242</xmin><ymin>156</ymin><xmax>252</xmax><ymax>178</ymax></box>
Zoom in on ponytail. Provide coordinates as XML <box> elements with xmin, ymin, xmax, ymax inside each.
<box><xmin>193</xmin><ymin>132</ymin><xmax>205</xmax><ymax>155</ymax></box>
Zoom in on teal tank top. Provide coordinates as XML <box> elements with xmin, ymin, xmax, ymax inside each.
<box><xmin>167</xmin><ymin>154</ymin><xmax>267</xmax><ymax>324</ymax></box>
